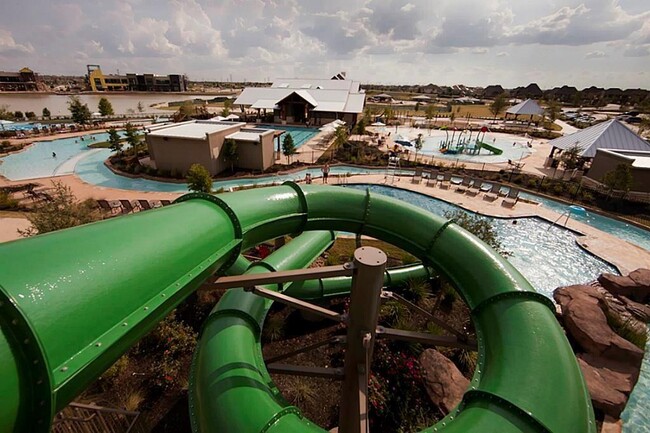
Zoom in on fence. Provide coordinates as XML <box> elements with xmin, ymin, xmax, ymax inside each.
<box><xmin>52</xmin><ymin>402</ymin><xmax>147</xmax><ymax>433</ymax></box>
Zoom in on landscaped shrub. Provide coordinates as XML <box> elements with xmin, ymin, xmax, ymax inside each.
<box><xmin>552</xmin><ymin>182</ymin><xmax>565</xmax><ymax>195</ymax></box>
<box><xmin>0</xmin><ymin>190</ymin><xmax>19</xmax><ymax>210</ymax></box>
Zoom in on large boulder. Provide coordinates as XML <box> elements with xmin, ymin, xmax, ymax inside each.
<box><xmin>419</xmin><ymin>349</ymin><xmax>469</xmax><ymax>414</ymax></box>
<box><xmin>598</xmin><ymin>269</ymin><xmax>650</xmax><ymax>303</ymax></box>
<box><xmin>553</xmin><ymin>285</ymin><xmax>643</xmax><ymax>365</ymax></box>
<box><xmin>577</xmin><ymin>354</ymin><xmax>639</xmax><ymax>418</ymax></box>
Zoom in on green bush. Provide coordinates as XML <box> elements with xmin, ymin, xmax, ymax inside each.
<box><xmin>132</xmin><ymin>164</ymin><xmax>142</xmax><ymax>174</ymax></box>
<box><xmin>527</xmin><ymin>178</ymin><xmax>539</xmax><ymax>189</ymax></box>
<box><xmin>186</xmin><ymin>163</ymin><xmax>212</xmax><ymax>193</ymax></box>
<box><xmin>552</xmin><ymin>183</ymin><xmax>565</xmax><ymax>195</ymax></box>
<box><xmin>0</xmin><ymin>190</ymin><xmax>19</xmax><ymax>210</ymax></box>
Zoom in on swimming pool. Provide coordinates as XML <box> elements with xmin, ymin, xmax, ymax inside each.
<box><xmin>0</xmin><ymin>132</ymin><xmax>115</xmax><ymax>180</ymax></box>
<box><xmin>521</xmin><ymin>192</ymin><xmax>650</xmax><ymax>252</ymax></box>
<box><xmin>258</xmin><ymin>124</ymin><xmax>320</xmax><ymax>149</ymax></box>
<box><xmin>346</xmin><ymin>184</ymin><xmax>618</xmax><ymax>298</ymax></box>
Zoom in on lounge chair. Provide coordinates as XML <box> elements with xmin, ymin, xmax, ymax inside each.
<box><xmin>97</xmin><ymin>199</ymin><xmax>121</xmax><ymax>215</ymax></box>
<box><xmin>160</xmin><ymin>200</ymin><xmax>172</xmax><ymax>206</ymax></box>
<box><xmin>412</xmin><ymin>167</ymin><xmax>423</xmax><ymax>184</ymax></box>
<box><xmin>483</xmin><ymin>184</ymin><xmax>501</xmax><ymax>201</ymax></box>
<box><xmin>426</xmin><ymin>170</ymin><xmax>439</xmax><ymax>187</ymax></box>
<box><xmin>480</xmin><ymin>182</ymin><xmax>492</xmax><ymax>193</ymax></box>
<box><xmin>502</xmin><ymin>188</ymin><xmax>520</xmax><ymax>207</ymax></box>
<box><xmin>119</xmin><ymin>200</ymin><xmax>140</xmax><ymax>214</ymax></box>
<box><xmin>439</xmin><ymin>173</ymin><xmax>451</xmax><ymax>189</ymax></box>
<box><xmin>466</xmin><ymin>179</ymin><xmax>481</xmax><ymax>197</ymax></box>
<box><xmin>138</xmin><ymin>200</ymin><xmax>153</xmax><ymax>211</ymax></box>
<box><xmin>455</xmin><ymin>176</ymin><xmax>471</xmax><ymax>193</ymax></box>
<box><xmin>450</xmin><ymin>176</ymin><xmax>463</xmax><ymax>186</ymax></box>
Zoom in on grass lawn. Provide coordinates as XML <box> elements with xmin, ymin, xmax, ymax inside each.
<box><xmin>325</xmin><ymin>237</ymin><xmax>418</xmax><ymax>266</ymax></box>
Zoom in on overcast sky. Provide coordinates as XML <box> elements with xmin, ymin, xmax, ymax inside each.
<box><xmin>0</xmin><ymin>0</ymin><xmax>648</xmax><ymax>89</ymax></box>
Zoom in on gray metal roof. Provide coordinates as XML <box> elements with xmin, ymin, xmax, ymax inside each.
<box><xmin>506</xmin><ymin>99</ymin><xmax>544</xmax><ymax>116</ymax></box>
<box><xmin>147</xmin><ymin>121</ymin><xmax>242</xmax><ymax>139</ymax></box>
<box><xmin>235</xmin><ymin>79</ymin><xmax>365</xmax><ymax>114</ymax></box>
<box><xmin>549</xmin><ymin>119</ymin><xmax>650</xmax><ymax>158</ymax></box>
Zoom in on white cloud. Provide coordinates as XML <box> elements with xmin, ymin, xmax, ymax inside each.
<box><xmin>400</xmin><ymin>3</ymin><xmax>415</xmax><ymax>12</ymax></box>
<box><xmin>584</xmin><ymin>50</ymin><xmax>606</xmax><ymax>59</ymax></box>
<box><xmin>0</xmin><ymin>29</ymin><xmax>34</xmax><ymax>55</ymax></box>
<box><xmin>496</xmin><ymin>51</ymin><xmax>509</xmax><ymax>57</ymax></box>
<box><xmin>472</xmin><ymin>48</ymin><xmax>489</xmax><ymax>55</ymax></box>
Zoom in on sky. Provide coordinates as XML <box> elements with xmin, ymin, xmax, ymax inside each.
<box><xmin>0</xmin><ymin>0</ymin><xmax>648</xmax><ymax>89</ymax></box>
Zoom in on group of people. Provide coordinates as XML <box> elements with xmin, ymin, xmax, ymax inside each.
<box><xmin>303</xmin><ymin>163</ymin><xmax>330</xmax><ymax>184</ymax></box>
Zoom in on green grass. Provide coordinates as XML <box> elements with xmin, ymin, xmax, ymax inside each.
<box><xmin>326</xmin><ymin>238</ymin><xmax>418</xmax><ymax>265</ymax></box>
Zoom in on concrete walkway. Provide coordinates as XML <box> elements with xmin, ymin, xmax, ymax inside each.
<box><xmin>554</xmin><ymin>119</ymin><xmax>579</xmax><ymax>135</ymax></box>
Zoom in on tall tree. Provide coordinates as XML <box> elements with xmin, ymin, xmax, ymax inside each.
<box><xmin>222</xmin><ymin>138</ymin><xmax>238</xmax><ymax>173</ymax></box>
<box><xmin>282</xmin><ymin>134</ymin><xmax>296</xmax><ymax>164</ymax></box>
<box><xmin>42</xmin><ymin>107</ymin><xmax>51</xmax><ymax>119</ymax></box>
<box><xmin>425</xmin><ymin>105</ymin><xmax>436</xmax><ymax>131</ymax></box>
<box><xmin>186</xmin><ymin>164</ymin><xmax>212</xmax><ymax>193</ymax></box>
<box><xmin>220</xmin><ymin>99</ymin><xmax>233</xmax><ymax>117</ymax></box>
<box><xmin>559</xmin><ymin>144</ymin><xmax>583</xmax><ymax>170</ymax></box>
<box><xmin>334</xmin><ymin>125</ymin><xmax>348</xmax><ymax>151</ymax></box>
<box><xmin>68</xmin><ymin>96</ymin><xmax>91</xmax><ymax>124</ymax></box>
<box><xmin>124</xmin><ymin>122</ymin><xmax>141</xmax><ymax>156</ymax></box>
<box><xmin>354</xmin><ymin>117</ymin><xmax>366</xmax><ymax>135</ymax></box>
<box><xmin>107</xmin><ymin>128</ymin><xmax>123</xmax><ymax>153</ymax></box>
<box><xmin>545</xmin><ymin>99</ymin><xmax>561</xmax><ymax>123</ymax></box>
<box><xmin>98</xmin><ymin>97</ymin><xmax>114</xmax><ymax>116</ymax></box>
<box><xmin>603</xmin><ymin>163</ymin><xmax>633</xmax><ymax>198</ymax></box>
<box><xmin>489</xmin><ymin>93</ymin><xmax>507</xmax><ymax>123</ymax></box>
<box><xmin>414</xmin><ymin>133</ymin><xmax>423</xmax><ymax>162</ymax></box>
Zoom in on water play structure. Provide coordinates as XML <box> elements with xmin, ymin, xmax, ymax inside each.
<box><xmin>0</xmin><ymin>183</ymin><xmax>595</xmax><ymax>433</ymax></box>
<box><xmin>439</xmin><ymin>126</ymin><xmax>504</xmax><ymax>156</ymax></box>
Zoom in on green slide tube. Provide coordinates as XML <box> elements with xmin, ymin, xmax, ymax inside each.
<box><xmin>0</xmin><ymin>184</ymin><xmax>595</xmax><ymax>433</ymax></box>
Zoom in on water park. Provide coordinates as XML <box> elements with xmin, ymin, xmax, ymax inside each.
<box><xmin>1</xmin><ymin>99</ymin><xmax>650</xmax><ymax>433</ymax></box>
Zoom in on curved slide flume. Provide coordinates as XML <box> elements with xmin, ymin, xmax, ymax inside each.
<box><xmin>0</xmin><ymin>184</ymin><xmax>595</xmax><ymax>433</ymax></box>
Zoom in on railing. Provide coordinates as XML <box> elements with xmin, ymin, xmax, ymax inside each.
<box><xmin>52</xmin><ymin>402</ymin><xmax>147</xmax><ymax>433</ymax></box>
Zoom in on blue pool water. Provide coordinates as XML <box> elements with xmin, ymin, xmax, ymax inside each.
<box><xmin>346</xmin><ymin>184</ymin><xmax>618</xmax><ymax>297</ymax></box>
<box><xmin>622</xmin><ymin>333</ymin><xmax>650</xmax><ymax>432</ymax></box>
<box><xmin>258</xmin><ymin>124</ymin><xmax>320</xmax><ymax>148</ymax></box>
<box><xmin>0</xmin><ymin>132</ymin><xmax>115</xmax><ymax>180</ymax></box>
<box><xmin>521</xmin><ymin>192</ymin><xmax>650</xmax><ymax>252</ymax></box>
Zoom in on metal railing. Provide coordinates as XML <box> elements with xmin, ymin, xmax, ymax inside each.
<box><xmin>52</xmin><ymin>402</ymin><xmax>147</xmax><ymax>433</ymax></box>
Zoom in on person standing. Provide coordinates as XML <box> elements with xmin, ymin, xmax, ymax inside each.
<box><xmin>322</xmin><ymin>163</ymin><xmax>330</xmax><ymax>184</ymax></box>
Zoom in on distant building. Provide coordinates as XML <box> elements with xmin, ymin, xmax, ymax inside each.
<box><xmin>145</xmin><ymin>120</ymin><xmax>276</xmax><ymax>176</ymax></box>
<box><xmin>87</xmin><ymin>65</ymin><xmax>187</xmax><ymax>92</ymax></box>
<box><xmin>0</xmin><ymin>67</ymin><xmax>40</xmax><ymax>91</ymax></box>
<box><xmin>234</xmin><ymin>75</ymin><xmax>365</xmax><ymax>126</ymax></box>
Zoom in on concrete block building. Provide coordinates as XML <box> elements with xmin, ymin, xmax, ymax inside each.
<box><xmin>145</xmin><ymin>121</ymin><xmax>276</xmax><ymax>176</ymax></box>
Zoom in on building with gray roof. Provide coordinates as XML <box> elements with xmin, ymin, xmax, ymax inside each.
<box><xmin>235</xmin><ymin>76</ymin><xmax>365</xmax><ymax>126</ymax></box>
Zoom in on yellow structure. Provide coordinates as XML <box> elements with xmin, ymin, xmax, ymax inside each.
<box><xmin>87</xmin><ymin>65</ymin><xmax>129</xmax><ymax>92</ymax></box>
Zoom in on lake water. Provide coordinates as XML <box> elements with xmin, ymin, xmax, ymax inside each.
<box><xmin>0</xmin><ymin>93</ymin><xmax>222</xmax><ymax>117</ymax></box>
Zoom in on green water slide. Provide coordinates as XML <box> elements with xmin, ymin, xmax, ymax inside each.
<box><xmin>476</xmin><ymin>141</ymin><xmax>504</xmax><ymax>155</ymax></box>
<box><xmin>0</xmin><ymin>184</ymin><xmax>595</xmax><ymax>433</ymax></box>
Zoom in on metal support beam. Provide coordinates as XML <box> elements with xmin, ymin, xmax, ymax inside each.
<box><xmin>266</xmin><ymin>364</ymin><xmax>344</xmax><ymax>380</ymax></box>
<box><xmin>382</xmin><ymin>291</ymin><xmax>467</xmax><ymax>340</ymax></box>
<box><xmin>244</xmin><ymin>286</ymin><xmax>344</xmax><ymax>322</ymax></box>
<box><xmin>209</xmin><ymin>263</ymin><xmax>354</xmax><ymax>290</ymax></box>
<box><xmin>265</xmin><ymin>335</ymin><xmax>346</xmax><ymax>364</ymax></box>
<box><xmin>376</xmin><ymin>326</ymin><xmax>477</xmax><ymax>351</ymax></box>
<box><xmin>339</xmin><ymin>247</ymin><xmax>387</xmax><ymax>433</ymax></box>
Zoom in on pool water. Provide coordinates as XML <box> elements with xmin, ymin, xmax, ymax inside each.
<box><xmin>520</xmin><ymin>192</ymin><xmax>650</xmax><ymax>252</ymax></box>
<box><xmin>0</xmin><ymin>132</ymin><xmax>116</xmax><ymax>180</ymax></box>
<box><xmin>622</xmin><ymin>332</ymin><xmax>650</xmax><ymax>432</ymax></box>
<box><xmin>258</xmin><ymin>124</ymin><xmax>320</xmax><ymax>149</ymax></box>
<box><xmin>346</xmin><ymin>184</ymin><xmax>618</xmax><ymax>298</ymax></box>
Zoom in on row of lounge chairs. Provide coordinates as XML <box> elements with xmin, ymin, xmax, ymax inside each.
<box><xmin>411</xmin><ymin>168</ymin><xmax>520</xmax><ymax>207</ymax></box>
<box><xmin>96</xmin><ymin>199</ymin><xmax>172</xmax><ymax>216</ymax></box>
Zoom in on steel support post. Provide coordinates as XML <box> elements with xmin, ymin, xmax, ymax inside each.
<box><xmin>338</xmin><ymin>247</ymin><xmax>387</xmax><ymax>433</ymax></box>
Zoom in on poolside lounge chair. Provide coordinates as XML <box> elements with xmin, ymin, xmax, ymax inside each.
<box><xmin>97</xmin><ymin>199</ymin><xmax>121</xmax><ymax>215</ymax></box>
<box><xmin>450</xmin><ymin>176</ymin><xmax>463</xmax><ymax>186</ymax></box>
<box><xmin>502</xmin><ymin>188</ymin><xmax>520</xmax><ymax>207</ymax></box>
<box><xmin>483</xmin><ymin>184</ymin><xmax>501</xmax><ymax>202</ymax></box>
<box><xmin>455</xmin><ymin>176</ymin><xmax>472</xmax><ymax>193</ymax></box>
<box><xmin>119</xmin><ymin>200</ymin><xmax>140</xmax><ymax>214</ymax></box>
<box><xmin>412</xmin><ymin>167</ymin><xmax>423</xmax><ymax>184</ymax></box>
<box><xmin>439</xmin><ymin>173</ymin><xmax>452</xmax><ymax>189</ymax></box>
<box><xmin>138</xmin><ymin>200</ymin><xmax>154</xmax><ymax>211</ymax></box>
<box><xmin>426</xmin><ymin>170</ymin><xmax>439</xmax><ymax>187</ymax></box>
<box><xmin>466</xmin><ymin>179</ymin><xmax>481</xmax><ymax>197</ymax></box>
<box><xmin>160</xmin><ymin>200</ymin><xmax>172</xmax><ymax>206</ymax></box>
<box><xmin>480</xmin><ymin>182</ymin><xmax>492</xmax><ymax>193</ymax></box>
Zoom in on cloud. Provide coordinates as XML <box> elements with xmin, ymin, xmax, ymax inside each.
<box><xmin>584</xmin><ymin>50</ymin><xmax>606</xmax><ymax>59</ymax></box>
<box><xmin>623</xmin><ymin>45</ymin><xmax>650</xmax><ymax>57</ymax></box>
<box><xmin>496</xmin><ymin>51</ymin><xmax>509</xmax><ymax>57</ymax></box>
<box><xmin>0</xmin><ymin>29</ymin><xmax>35</xmax><ymax>55</ymax></box>
<box><xmin>472</xmin><ymin>48</ymin><xmax>489</xmax><ymax>55</ymax></box>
